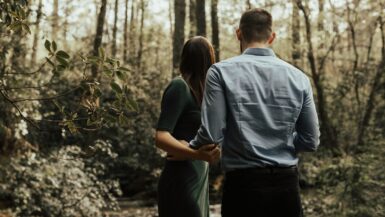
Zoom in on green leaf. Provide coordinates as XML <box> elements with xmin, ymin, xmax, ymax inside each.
<box><xmin>110</xmin><ymin>82</ymin><xmax>122</xmax><ymax>94</ymax></box>
<box><xmin>44</xmin><ymin>40</ymin><xmax>51</xmax><ymax>52</ymax></box>
<box><xmin>125</xmin><ymin>97</ymin><xmax>138</xmax><ymax>111</ymax></box>
<box><xmin>52</xmin><ymin>41</ymin><xmax>57</xmax><ymax>52</ymax></box>
<box><xmin>118</xmin><ymin>66</ymin><xmax>131</xmax><ymax>72</ymax></box>
<box><xmin>56</xmin><ymin>56</ymin><xmax>68</xmax><ymax>67</ymax></box>
<box><xmin>56</xmin><ymin>50</ymin><xmax>70</xmax><ymax>59</ymax></box>
<box><xmin>116</xmin><ymin>70</ymin><xmax>126</xmax><ymax>80</ymax></box>
<box><xmin>21</xmin><ymin>23</ymin><xmax>31</xmax><ymax>34</ymax></box>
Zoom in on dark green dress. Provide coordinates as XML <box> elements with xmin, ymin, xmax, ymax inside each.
<box><xmin>157</xmin><ymin>77</ymin><xmax>209</xmax><ymax>217</ymax></box>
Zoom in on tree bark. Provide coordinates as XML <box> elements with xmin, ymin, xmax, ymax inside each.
<box><xmin>62</xmin><ymin>0</ymin><xmax>71</xmax><ymax>50</ymax></box>
<box><xmin>52</xmin><ymin>0</ymin><xmax>59</xmax><ymax>41</ymax></box>
<box><xmin>211</xmin><ymin>0</ymin><xmax>220</xmax><ymax>61</ymax></box>
<box><xmin>112</xmin><ymin>0</ymin><xmax>119</xmax><ymax>57</ymax></box>
<box><xmin>195</xmin><ymin>0</ymin><xmax>206</xmax><ymax>36</ymax></box>
<box><xmin>189</xmin><ymin>0</ymin><xmax>197</xmax><ymax>37</ymax></box>
<box><xmin>128</xmin><ymin>0</ymin><xmax>137</xmax><ymax>64</ymax></box>
<box><xmin>172</xmin><ymin>0</ymin><xmax>186</xmax><ymax>76</ymax></box>
<box><xmin>123</xmin><ymin>0</ymin><xmax>130</xmax><ymax>61</ymax></box>
<box><xmin>296</xmin><ymin>0</ymin><xmax>338</xmax><ymax>147</ymax></box>
<box><xmin>91</xmin><ymin>0</ymin><xmax>107</xmax><ymax>78</ymax></box>
<box><xmin>137</xmin><ymin>0</ymin><xmax>145</xmax><ymax>70</ymax></box>
<box><xmin>291</xmin><ymin>0</ymin><xmax>301</xmax><ymax>66</ymax></box>
<box><xmin>357</xmin><ymin>17</ymin><xmax>385</xmax><ymax>148</ymax></box>
<box><xmin>30</xmin><ymin>0</ymin><xmax>43</xmax><ymax>67</ymax></box>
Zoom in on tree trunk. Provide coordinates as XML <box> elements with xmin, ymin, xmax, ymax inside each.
<box><xmin>62</xmin><ymin>0</ymin><xmax>71</xmax><ymax>50</ymax></box>
<box><xmin>291</xmin><ymin>0</ymin><xmax>301</xmax><ymax>66</ymax></box>
<box><xmin>296</xmin><ymin>0</ymin><xmax>338</xmax><ymax>147</ymax></box>
<box><xmin>112</xmin><ymin>0</ymin><xmax>119</xmax><ymax>57</ymax></box>
<box><xmin>30</xmin><ymin>0</ymin><xmax>43</xmax><ymax>67</ymax></box>
<box><xmin>189</xmin><ymin>0</ymin><xmax>197</xmax><ymax>38</ymax></box>
<box><xmin>128</xmin><ymin>0</ymin><xmax>137</xmax><ymax>65</ymax></box>
<box><xmin>123</xmin><ymin>0</ymin><xmax>130</xmax><ymax>61</ymax></box>
<box><xmin>51</xmin><ymin>0</ymin><xmax>59</xmax><ymax>41</ymax></box>
<box><xmin>211</xmin><ymin>0</ymin><xmax>220</xmax><ymax>61</ymax></box>
<box><xmin>137</xmin><ymin>0</ymin><xmax>145</xmax><ymax>70</ymax></box>
<box><xmin>357</xmin><ymin>18</ymin><xmax>385</xmax><ymax>148</ymax></box>
<box><xmin>91</xmin><ymin>0</ymin><xmax>107</xmax><ymax>78</ymax></box>
<box><xmin>172</xmin><ymin>0</ymin><xmax>186</xmax><ymax>77</ymax></box>
<box><xmin>246</xmin><ymin>0</ymin><xmax>252</xmax><ymax>9</ymax></box>
<box><xmin>195</xmin><ymin>0</ymin><xmax>206</xmax><ymax>36</ymax></box>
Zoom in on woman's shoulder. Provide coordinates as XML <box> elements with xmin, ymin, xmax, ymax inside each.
<box><xmin>165</xmin><ymin>76</ymin><xmax>189</xmax><ymax>92</ymax></box>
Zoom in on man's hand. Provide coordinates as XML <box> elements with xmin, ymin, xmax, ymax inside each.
<box><xmin>197</xmin><ymin>144</ymin><xmax>221</xmax><ymax>164</ymax></box>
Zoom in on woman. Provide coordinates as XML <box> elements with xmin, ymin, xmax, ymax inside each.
<box><xmin>155</xmin><ymin>36</ymin><xmax>219</xmax><ymax>217</ymax></box>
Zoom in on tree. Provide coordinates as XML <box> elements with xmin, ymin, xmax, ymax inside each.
<box><xmin>189</xmin><ymin>0</ymin><xmax>197</xmax><ymax>37</ymax></box>
<box><xmin>172</xmin><ymin>0</ymin><xmax>186</xmax><ymax>76</ymax></box>
<box><xmin>291</xmin><ymin>0</ymin><xmax>301</xmax><ymax>66</ymax></box>
<box><xmin>211</xmin><ymin>0</ymin><xmax>220</xmax><ymax>61</ymax></box>
<box><xmin>128</xmin><ymin>0</ymin><xmax>137</xmax><ymax>64</ymax></box>
<box><xmin>51</xmin><ymin>0</ymin><xmax>59</xmax><ymax>41</ymax></box>
<box><xmin>30</xmin><ymin>0</ymin><xmax>43</xmax><ymax>67</ymax></box>
<box><xmin>123</xmin><ymin>0</ymin><xmax>130</xmax><ymax>61</ymax></box>
<box><xmin>196</xmin><ymin>0</ymin><xmax>206</xmax><ymax>36</ymax></box>
<box><xmin>137</xmin><ymin>0</ymin><xmax>146</xmax><ymax>70</ymax></box>
<box><xmin>112</xmin><ymin>0</ymin><xmax>119</xmax><ymax>57</ymax></box>
<box><xmin>91</xmin><ymin>0</ymin><xmax>108</xmax><ymax>78</ymax></box>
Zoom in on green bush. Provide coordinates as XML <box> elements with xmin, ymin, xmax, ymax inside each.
<box><xmin>0</xmin><ymin>141</ymin><xmax>121</xmax><ymax>217</ymax></box>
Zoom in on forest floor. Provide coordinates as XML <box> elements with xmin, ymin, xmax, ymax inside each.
<box><xmin>104</xmin><ymin>200</ymin><xmax>221</xmax><ymax>217</ymax></box>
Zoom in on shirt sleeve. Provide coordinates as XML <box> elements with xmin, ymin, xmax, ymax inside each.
<box><xmin>190</xmin><ymin>66</ymin><xmax>227</xmax><ymax>149</ymax></box>
<box><xmin>293</xmin><ymin>77</ymin><xmax>320</xmax><ymax>152</ymax></box>
<box><xmin>157</xmin><ymin>78</ymin><xmax>189</xmax><ymax>133</ymax></box>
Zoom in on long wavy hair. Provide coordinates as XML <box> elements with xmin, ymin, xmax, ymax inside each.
<box><xmin>179</xmin><ymin>36</ymin><xmax>216</xmax><ymax>106</ymax></box>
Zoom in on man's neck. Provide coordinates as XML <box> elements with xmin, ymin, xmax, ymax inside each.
<box><xmin>241</xmin><ymin>42</ymin><xmax>270</xmax><ymax>53</ymax></box>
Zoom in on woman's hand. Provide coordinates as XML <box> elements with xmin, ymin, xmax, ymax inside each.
<box><xmin>166</xmin><ymin>140</ymin><xmax>221</xmax><ymax>164</ymax></box>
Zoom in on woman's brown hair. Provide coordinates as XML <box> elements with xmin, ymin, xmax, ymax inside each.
<box><xmin>179</xmin><ymin>36</ymin><xmax>216</xmax><ymax>106</ymax></box>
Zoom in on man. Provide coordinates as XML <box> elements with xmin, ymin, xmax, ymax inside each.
<box><xmin>189</xmin><ymin>8</ymin><xmax>320</xmax><ymax>217</ymax></box>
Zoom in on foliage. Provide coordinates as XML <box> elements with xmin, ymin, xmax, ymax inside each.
<box><xmin>0</xmin><ymin>141</ymin><xmax>121</xmax><ymax>217</ymax></box>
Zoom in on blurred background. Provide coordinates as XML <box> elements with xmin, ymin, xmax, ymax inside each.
<box><xmin>0</xmin><ymin>0</ymin><xmax>384</xmax><ymax>216</ymax></box>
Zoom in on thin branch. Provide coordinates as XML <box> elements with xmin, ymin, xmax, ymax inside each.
<box><xmin>12</xmin><ymin>86</ymin><xmax>80</xmax><ymax>103</ymax></box>
<box><xmin>0</xmin><ymin>90</ymin><xmax>40</xmax><ymax>129</ymax></box>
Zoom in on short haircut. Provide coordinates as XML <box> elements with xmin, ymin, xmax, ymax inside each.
<box><xmin>239</xmin><ymin>8</ymin><xmax>273</xmax><ymax>43</ymax></box>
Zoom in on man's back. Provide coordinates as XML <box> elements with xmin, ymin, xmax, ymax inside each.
<box><xmin>190</xmin><ymin>48</ymin><xmax>320</xmax><ymax>171</ymax></box>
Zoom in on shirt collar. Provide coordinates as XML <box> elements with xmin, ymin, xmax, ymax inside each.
<box><xmin>243</xmin><ymin>48</ymin><xmax>276</xmax><ymax>57</ymax></box>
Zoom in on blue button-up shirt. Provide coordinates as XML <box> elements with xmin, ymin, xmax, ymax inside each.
<box><xmin>190</xmin><ymin>48</ymin><xmax>320</xmax><ymax>171</ymax></box>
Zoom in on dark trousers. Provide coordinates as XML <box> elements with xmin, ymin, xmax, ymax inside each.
<box><xmin>222</xmin><ymin>167</ymin><xmax>303</xmax><ymax>217</ymax></box>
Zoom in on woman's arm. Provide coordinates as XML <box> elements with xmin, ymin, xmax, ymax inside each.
<box><xmin>155</xmin><ymin>131</ymin><xmax>219</xmax><ymax>163</ymax></box>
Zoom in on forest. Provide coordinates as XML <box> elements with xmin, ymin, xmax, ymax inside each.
<box><xmin>0</xmin><ymin>0</ymin><xmax>384</xmax><ymax>216</ymax></box>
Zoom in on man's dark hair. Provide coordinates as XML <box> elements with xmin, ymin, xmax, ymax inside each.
<box><xmin>239</xmin><ymin>8</ymin><xmax>272</xmax><ymax>43</ymax></box>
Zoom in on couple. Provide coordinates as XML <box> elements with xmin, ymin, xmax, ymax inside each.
<box><xmin>155</xmin><ymin>8</ymin><xmax>320</xmax><ymax>217</ymax></box>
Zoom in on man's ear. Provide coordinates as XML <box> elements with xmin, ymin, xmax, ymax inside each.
<box><xmin>236</xmin><ymin>28</ymin><xmax>242</xmax><ymax>41</ymax></box>
<box><xmin>267</xmin><ymin>32</ymin><xmax>276</xmax><ymax>45</ymax></box>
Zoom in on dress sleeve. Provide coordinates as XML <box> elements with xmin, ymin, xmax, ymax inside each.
<box><xmin>157</xmin><ymin>78</ymin><xmax>189</xmax><ymax>133</ymax></box>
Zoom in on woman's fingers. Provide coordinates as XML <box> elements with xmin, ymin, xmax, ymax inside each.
<box><xmin>199</xmin><ymin>144</ymin><xmax>216</xmax><ymax>151</ymax></box>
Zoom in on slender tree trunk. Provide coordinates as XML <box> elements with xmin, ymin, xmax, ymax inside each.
<box><xmin>189</xmin><ymin>0</ymin><xmax>197</xmax><ymax>37</ymax></box>
<box><xmin>173</xmin><ymin>0</ymin><xmax>186</xmax><ymax>77</ymax></box>
<box><xmin>128</xmin><ymin>0</ymin><xmax>137</xmax><ymax>65</ymax></box>
<box><xmin>137</xmin><ymin>0</ymin><xmax>145</xmax><ymax>70</ymax></box>
<box><xmin>296</xmin><ymin>0</ymin><xmax>337</xmax><ymax>147</ymax></box>
<box><xmin>291</xmin><ymin>0</ymin><xmax>301</xmax><ymax>66</ymax></box>
<box><xmin>196</xmin><ymin>0</ymin><xmax>206</xmax><ymax>36</ymax></box>
<box><xmin>123</xmin><ymin>0</ymin><xmax>129</xmax><ymax>61</ymax></box>
<box><xmin>52</xmin><ymin>0</ymin><xmax>59</xmax><ymax>41</ymax></box>
<box><xmin>211</xmin><ymin>0</ymin><xmax>220</xmax><ymax>61</ymax></box>
<box><xmin>30</xmin><ymin>0</ymin><xmax>42</xmax><ymax>67</ymax></box>
<box><xmin>91</xmin><ymin>0</ymin><xmax>107</xmax><ymax>78</ymax></box>
<box><xmin>246</xmin><ymin>0</ymin><xmax>252</xmax><ymax>9</ymax></box>
<box><xmin>357</xmin><ymin>17</ymin><xmax>385</xmax><ymax>147</ymax></box>
<box><xmin>112</xmin><ymin>0</ymin><xmax>119</xmax><ymax>57</ymax></box>
<box><xmin>62</xmin><ymin>0</ymin><xmax>71</xmax><ymax>50</ymax></box>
